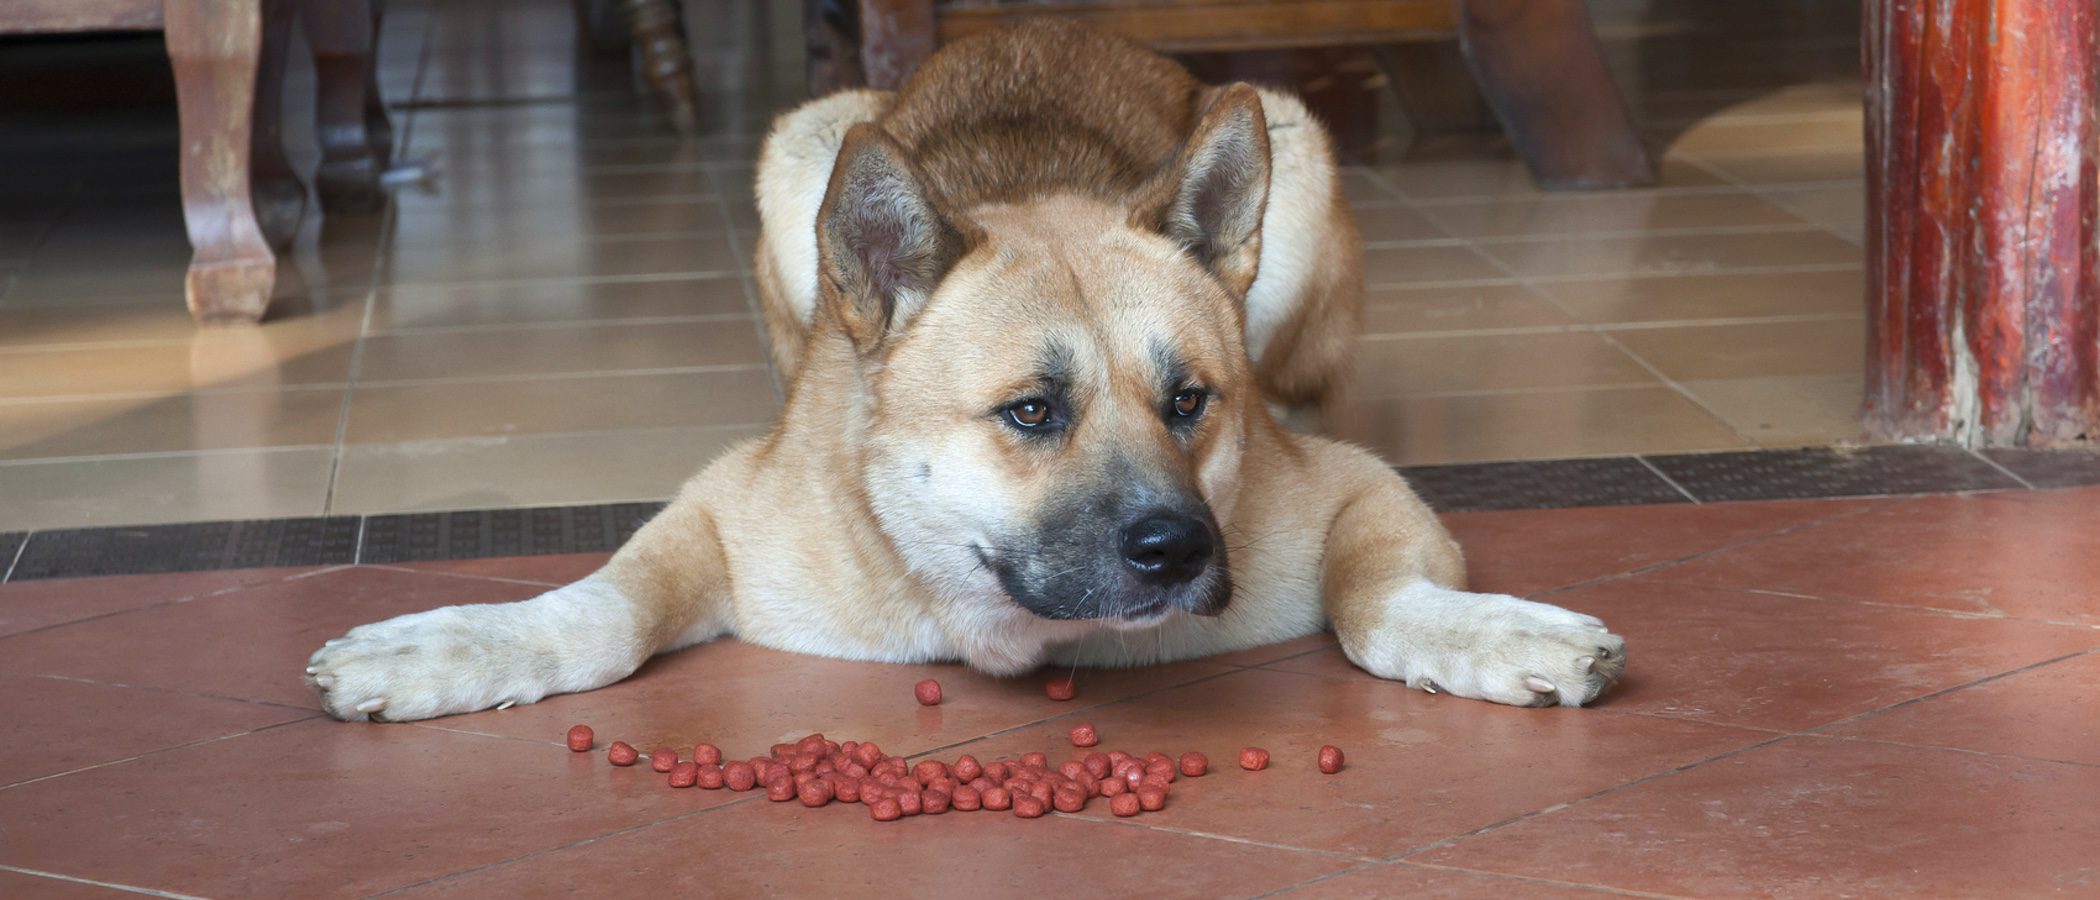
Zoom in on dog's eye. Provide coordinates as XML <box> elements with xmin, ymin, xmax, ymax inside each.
<box><xmin>1006</xmin><ymin>399</ymin><xmax>1054</xmax><ymax>428</ymax></box>
<box><xmin>1171</xmin><ymin>389</ymin><xmax>1207</xmax><ymax>418</ymax></box>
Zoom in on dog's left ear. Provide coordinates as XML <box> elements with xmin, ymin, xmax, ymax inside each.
<box><xmin>816</xmin><ymin>124</ymin><xmax>968</xmax><ymax>352</ymax></box>
<box><xmin>1131</xmin><ymin>83</ymin><xmax>1272</xmax><ymax>298</ymax></box>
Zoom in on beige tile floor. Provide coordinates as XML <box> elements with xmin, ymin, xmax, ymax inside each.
<box><xmin>0</xmin><ymin>0</ymin><xmax>1871</xmax><ymax>530</ymax></box>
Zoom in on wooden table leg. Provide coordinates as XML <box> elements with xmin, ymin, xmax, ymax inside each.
<box><xmin>364</xmin><ymin>0</ymin><xmax>395</xmax><ymax>161</ymax></box>
<box><xmin>303</xmin><ymin>0</ymin><xmax>388</xmax><ymax>214</ymax></box>
<box><xmin>854</xmin><ymin>0</ymin><xmax>933</xmax><ymax>90</ymax></box>
<box><xmin>1455</xmin><ymin>0</ymin><xmax>1657</xmax><ymax>189</ymax></box>
<box><xmin>1863</xmin><ymin>0</ymin><xmax>2099</xmax><ymax>446</ymax></box>
<box><xmin>165</xmin><ymin>0</ymin><xmax>277</xmax><ymax>324</ymax></box>
<box><xmin>622</xmin><ymin>0</ymin><xmax>700</xmax><ymax>135</ymax></box>
<box><xmin>251</xmin><ymin>0</ymin><xmax>305</xmax><ymax>249</ymax></box>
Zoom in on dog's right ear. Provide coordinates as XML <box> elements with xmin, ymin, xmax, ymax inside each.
<box><xmin>815</xmin><ymin>124</ymin><xmax>964</xmax><ymax>352</ymax></box>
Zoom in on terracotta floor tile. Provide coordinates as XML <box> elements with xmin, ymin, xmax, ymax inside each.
<box><xmin>0</xmin><ymin>870</ymin><xmax>143</xmax><ymax>899</ymax></box>
<box><xmin>381</xmin><ymin>552</ymin><xmax>612</xmax><ymax>586</ymax></box>
<box><xmin>1273</xmin><ymin>862</ymin><xmax>1616</xmax><ymax>899</ymax></box>
<box><xmin>1826</xmin><ymin>650</ymin><xmax>2100</xmax><ymax>766</ymax></box>
<box><xmin>1331</xmin><ymin>385</ymin><xmax>1748</xmax><ymax>465</ymax></box>
<box><xmin>420</xmin><ymin>637</ymin><xmax>1236</xmax><ymax>760</ymax></box>
<box><xmin>0</xmin><ymin>718</ymin><xmax>724</xmax><ymax>899</ymax></box>
<box><xmin>1360</xmin><ymin>284</ymin><xmax>1572</xmax><ymax>335</ymax></box>
<box><xmin>1477</xmin><ymin>229</ymin><xmax>1860</xmax><ymax>280</ymax></box>
<box><xmin>1436</xmin><ymin>497</ymin><xmax>1887</xmax><ymax>597</ymax></box>
<box><xmin>1651</xmin><ymin>488</ymin><xmax>2100</xmax><ymax>625</ymax></box>
<box><xmin>0</xmin><ymin>567</ymin><xmax>542</xmax><ymax>708</ymax></box>
<box><xmin>1608</xmin><ymin>318</ymin><xmax>1865</xmax><ymax>381</ymax></box>
<box><xmin>0</xmin><ymin>567</ymin><xmax>310</xmax><ymax>639</ymax></box>
<box><xmin>1535</xmin><ymin>268</ymin><xmax>1862</xmax><ymax>325</ymax></box>
<box><xmin>0</xmin><ymin>671</ymin><xmax>312</xmax><ymax>786</ymax></box>
<box><xmin>368</xmin><ymin>276</ymin><xmax>751</xmax><ymax>331</ymax></box>
<box><xmin>939</xmin><ymin>668</ymin><xmax>1766</xmax><ymax>859</ymax></box>
<box><xmin>1416</xmin><ymin>737</ymin><xmax>2100</xmax><ymax>898</ymax></box>
<box><xmin>391</xmin><ymin>790</ymin><xmax>1354</xmax><ymax>899</ymax></box>
<box><xmin>1283</xmin><ymin>576</ymin><xmax>2100</xmax><ymax>733</ymax></box>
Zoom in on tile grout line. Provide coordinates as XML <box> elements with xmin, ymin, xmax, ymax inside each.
<box><xmin>1387</xmin><ymin>862</ymin><xmax>1696</xmax><ymax>899</ymax></box>
<box><xmin>1806</xmin><ymin>731</ymin><xmax>2100</xmax><ymax>771</ymax></box>
<box><xmin>360</xmin><ymin>797</ymin><xmax>761</xmax><ymax>898</ymax></box>
<box><xmin>1060</xmin><ymin>813</ymin><xmax>1376</xmax><ymax>864</ymax></box>
<box><xmin>1801</xmin><ymin>646</ymin><xmax>2100</xmax><ymax>737</ymax></box>
<box><xmin>1963</xmin><ymin>446</ymin><xmax>2038</xmax><ymax>490</ymax></box>
<box><xmin>1242</xmin><ymin>862</ymin><xmax>1388</xmax><ymax>900</ymax></box>
<box><xmin>0</xmin><ymin>865</ymin><xmax>211</xmax><ymax>900</ymax></box>
<box><xmin>0</xmin><ymin>714</ymin><xmax>317</xmax><ymax>794</ymax></box>
<box><xmin>1675</xmin><ymin>153</ymin><xmax>1865</xmax><ymax>248</ymax></box>
<box><xmin>1633</xmin><ymin>455</ymin><xmax>1703</xmax><ymax>504</ymax></box>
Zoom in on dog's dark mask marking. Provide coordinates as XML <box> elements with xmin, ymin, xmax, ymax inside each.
<box><xmin>988</xmin><ymin>458</ymin><xmax>1230</xmax><ymax>622</ymax></box>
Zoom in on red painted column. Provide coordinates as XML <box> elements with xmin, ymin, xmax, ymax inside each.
<box><xmin>1863</xmin><ymin>0</ymin><xmax>2100</xmax><ymax>446</ymax></box>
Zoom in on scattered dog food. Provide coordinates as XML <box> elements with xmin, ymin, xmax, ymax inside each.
<box><xmin>606</xmin><ymin>741</ymin><xmax>639</xmax><ymax>766</ymax></box>
<box><xmin>1179</xmin><ymin>751</ymin><xmax>1208</xmax><ymax>777</ymax></box>
<box><xmin>650</xmin><ymin>747</ymin><xmax>677</xmax><ymax>773</ymax></box>
<box><xmin>1045</xmin><ymin>676</ymin><xmax>1076</xmax><ymax>701</ymax></box>
<box><xmin>1318</xmin><ymin>744</ymin><xmax>1345</xmax><ymax>774</ymax></box>
<box><xmin>1239</xmin><ymin>747</ymin><xmax>1270</xmax><ymax>771</ymax></box>
<box><xmin>914</xmin><ymin>679</ymin><xmax>943</xmax><ymax>706</ymax></box>
<box><xmin>1069</xmin><ymin>722</ymin><xmax>1099</xmax><ymax>747</ymax></box>
<box><xmin>566</xmin><ymin>725</ymin><xmax>594</xmax><ymax>752</ymax></box>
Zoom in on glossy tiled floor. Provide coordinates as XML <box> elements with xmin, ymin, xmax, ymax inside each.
<box><xmin>3</xmin><ymin>487</ymin><xmax>2096</xmax><ymax>898</ymax></box>
<box><xmin>0</xmin><ymin>0</ymin><xmax>1868</xmax><ymax>531</ymax></box>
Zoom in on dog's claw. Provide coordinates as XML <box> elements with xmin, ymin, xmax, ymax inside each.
<box><xmin>1524</xmin><ymin>676</ymin><xmax>1556</xmax><ymax>694</ymax></box>
<box><xmin>355</xmin><ymin>698</ymin><xmax>385</xmax><ymax>714</ymax></box>
<box><xmin>1579</xmin><ymin>656</ymin><xmax>1596</xmax><ymax>673</ymax></box>
<box><xmin>314</xmin><ymin>674</ymin><xmax>335</xmax><ymax>690</ymax></box>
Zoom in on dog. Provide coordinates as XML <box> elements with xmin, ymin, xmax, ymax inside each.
<box><xmin>305</xmin><ymin>21</ymin><xmax>1624</xmax><ymax>723</ymax></box>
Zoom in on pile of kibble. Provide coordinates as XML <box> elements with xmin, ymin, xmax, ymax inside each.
<box><xmin>563</xmin><ymin>677</ymin><xmax>1342</xmax><ymax>822</ymax></box>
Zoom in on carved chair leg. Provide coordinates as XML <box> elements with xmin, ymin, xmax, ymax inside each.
<box><xmin>166</xmin><ymin>0</ymin><xmax>280</xmax><ymax>324</ymax></box>
<box><xmin>302</xmin><ymin>0</ymin><xmax>388</xmax><ymax>214</ymax></box>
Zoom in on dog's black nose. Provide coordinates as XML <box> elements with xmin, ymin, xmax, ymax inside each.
<box><xmin>1120</xmin><ymin>513</ymin><xmax>1213</xmax><ymax>585</ymax></box>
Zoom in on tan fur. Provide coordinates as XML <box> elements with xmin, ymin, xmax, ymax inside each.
<box><xmin>305</xmin><ymin>22</ymin><xmax>1623</xmax><ymax>723</ymax></box>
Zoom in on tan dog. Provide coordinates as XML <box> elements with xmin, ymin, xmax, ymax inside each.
<box><xmin>306</xmin><ymin>22</ymin><xmax>1624</xmax><ymax>722</ymax></box>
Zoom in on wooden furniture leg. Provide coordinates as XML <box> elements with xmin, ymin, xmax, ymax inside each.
<box><xmin>302</xmin><ymin>0</ymin><xmax>387</xmax><ymax>214</ymax></box>
<box><xmin>1454</xmin><ymin>0</ymin><xmax>1656</xmax><ymax>189</ymax></box>
<box><xmin>622</xmin><ymin>0</ymin><xmax>700</xmax><ymax>135</ymax></box>
<box><xmin>250</xmin><ymin>0</ymin><xmax>304</xmax><ymax>249</ymax></box>
<box><xmin>165</xmin><ymin>0</ymin><xmax>277</xmax><ymax>324</ymax></box>
<box><xmin>1863</xmin><ymin>0</ymin><xmax>2099</xmax><ymax>446</ymax></box>
<box><xmin>364</xmin><ymin>0</ymin><xmax>395</xmax><ymax>163</ymax></box>
<box><xmin>853</xmin><ymin>0</ymin><xmax>934</xmax><ymax>90</ymax></box>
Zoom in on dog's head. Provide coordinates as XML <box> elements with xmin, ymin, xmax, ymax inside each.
<box><xmin>815</xmin><ymin>86</ymin><xmax>1271</xmax><ymax>628</ymax></box>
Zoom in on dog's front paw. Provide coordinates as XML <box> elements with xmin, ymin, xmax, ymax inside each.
<box><xmin>1347</xmin><ymin>586</ymin><xmax>1626</xmax><ymax>708</ymax></box>
<box><xmin>1428</xmin><ymin>595</ymin><xmax>1624</xmax><ymax>707</ymax></box>
<box><xmin>306</xmin><ymin>606</ymin><xmax>536</xmax><ymax>722</ymax></box>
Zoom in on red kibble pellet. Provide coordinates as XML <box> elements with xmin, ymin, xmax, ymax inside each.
<box><xmin>921</xmin><ymin>789</ymin><xmax>951</xmax><ymax>814</ymax></box>
<box><xmin>1069</xmin><ymin>722</ymin><xmax>1100</xmax><ymax>747</ymax></box>
<box><xmin>1179</xmin><ymin>752</ymin><xmax>1208</xmax><ymax>777</ymax></box>
<box><xmin>1107</xmin><ymin>751</ymin><xmax>1131</xmax><ymax>767</ymax></box>
<box><xmin>1052</xmin><ymin>786</ymin><xmax>1086</xmax><ymax>813</ymax></box>
<box><xmin>834</xmin><ymin>776</ymin><xmax>861</xmax><ymax>803</ymax></box>
<box><xmin>1020</xmin><ymin>751</ymin><xmax>1049</xmax><ymax>768</ymax></box>
<box><xmin>1137</xmin><ymin>786</ymin><xmax>1167</xmax><ymax>811</ymax></box>
<box><xmin>914</xmin><ymin>760</ymin><xmax>948</xmax><ymax>785</ymax></box>
<box><xmin>982</xmin><ymin>785</ymin><xmax>1013</xmax><ymax>810</ymax></box>
<box><xmin>870</xmin><ymin>797</ymin><xmax>902</xmax><ymax>821</ymax></box>
<box><xmin>1110</xmin><ymin>793</ymin><xmax>1141</xmax><ymax>817</ymax></box>
<box><xmin>766</xmin><ymin>776</ymin><xmax>796</xmax><ymax>802</ymax></box>
<box><xmin>853</xmin><ymin>742</ymin><xmax>884</xmax><ymax>768</ymax></box>
<box><xmin>668</xmin><ymin>761</ymin><xmax>699</xmax><ymax>788</ymax></box>
<box><xmin>723</xmin><ymin>761</ymin><xmax>756</xmax><ymax>791</ymax></box>
<box><xmin>1045</xmin><ymin>676</ymin><xmax>1076</xmax><ymax>701</ymax></box>
<box><xmin>799</xmin><ymin>779</ymin><xmax>835</xmax><ymax>807</ymax></box>
<box><xmin>1239</xmin><ymin>747</ymin><xmax>1270</xmax><ymax>771</ymax></box>
<box><xmin>565</xmin><ymin>725</ymin><xmax>594</xmax><ymax>752</ymax></box>
<box><xmin>1144</xmin><ymin>752</ymin><xmax>1172</xmax><ymax>769</ymax></box>
<box><xmin>1082</xmin><ymin>752</ymin><xmax>1111</xmax><ymax>779</ymax></box>
<box><xmin>696</xmin><ymin>763</ymin><xmax>724</xmax><ymax>789</ymax></box>
<box><xmin>1012</xmin><ymin>794</ymin><xmax>1047</xmax><ymax>818</ymax></box>
<box><xmin>954</xmin><ymin>755</ymin><xmax>983</xmax><ymax>783</ymax></box>
<box><xmin>914</xmin><ymin>678</ymin><xmax>943</xmax><ymax>705</ymax></box>
<box><xmin>1100</xmin><ymin>776</ymin><xmax>1127</xmax><ymax>797</ymax></box>
<box><xmin>1140</xmin><ymin>773</ymin><xmax>1172</xmax><ymax>792</ymax></box>
<box><xmin>1147</xmin><ymin>761</ymin><xmax>1178</xmax><ymax>783</ymax></box>
<box><xmin>897</xmin><ymin>790</ymin><xmax>923</xmax><ymax>816</ymax></box>
<box><xmin>1318</xmin><ymin>744</ymin><xmax>1345</xmax><ymax>774</ymax></box>
<box><xmin>1058</xmin><ymin>760</ymin><xmax>1087</xmax><ymax>781</ymax></box>
<box><xmin>952</xmin><ymin>785</ymin><xmax>982</xmax><ymax>811</ymax></box>
<box><xmin>692</xmin><ymin>742</ymin><xmax>721</xmax><ymax>766</ymax></box>
<box><xmin>607</xmin><ymin>741</ymin><xmax>639</xmax><ymax>766</ymax></box>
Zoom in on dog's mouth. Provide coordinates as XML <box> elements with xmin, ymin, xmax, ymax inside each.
<box><xmin>980</xmin><ymin>543</ymin><xmax>1230</xmax><ymax>623</ymax></box>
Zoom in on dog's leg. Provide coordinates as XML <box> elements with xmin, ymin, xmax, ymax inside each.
<box><xmin>307</xmin><ymin>494</ymin><xmax>733</xmax><ymax>722</ymax></box>
<box><xmin>1320</xmin><ymin>451</ymin><xmax>1627</xmax><ymax>707</ymax></box>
